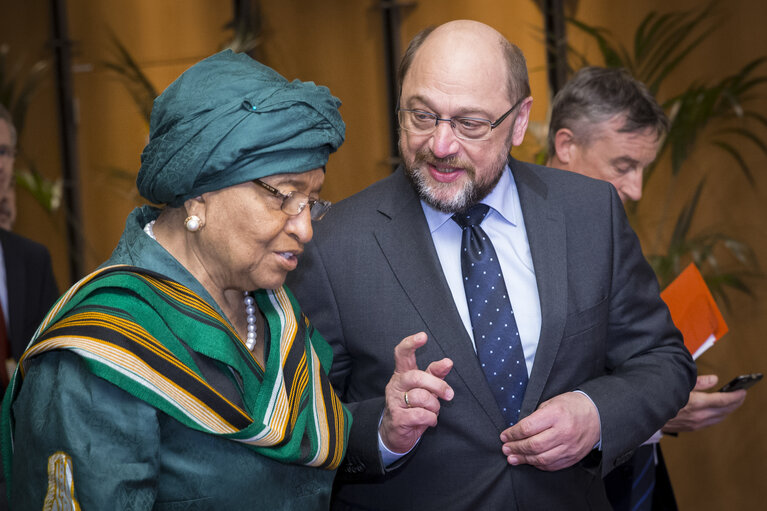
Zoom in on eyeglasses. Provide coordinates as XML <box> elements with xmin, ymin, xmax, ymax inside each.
<box><xmin>397</xmin><ymin>96</ymin><xmax>527</xmax><ymax>141</ymax></box>
<box><xmin>252</xmin><ymin>179</ymin><xmax>332</xmax><ymax>221</ymax></box>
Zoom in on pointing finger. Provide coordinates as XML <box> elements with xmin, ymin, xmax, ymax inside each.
<box><xmin>393</xmin><ymin>332</ymin><xmax>428</xmax><ymax>373</ymax></box>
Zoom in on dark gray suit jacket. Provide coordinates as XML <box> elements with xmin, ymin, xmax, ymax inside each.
<box><xmin>287</xmin><ymin>159</ymin><xmax>695</xmax><ymax>510</ymax></box>
<box><xmin>0</xmin><ymin>228</ymin><xmax>58</xmax><ymax>362</ymax></box>
<box><xmin>0</xmin><ymin>228</ymin><xmax>58</xmax><ymax>511</ymax></box>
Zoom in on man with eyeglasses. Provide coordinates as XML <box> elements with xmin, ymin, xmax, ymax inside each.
<box><xmin>0</xmin><ymin>103</ymin><xmax>59</xmax><ymax>510</ymax></box>
<box><xmin>288</xmin><ymin>20</ymin><xmax>695</xmax><ymax>510</ymax></box>
<box><xmin>0</xmin><ymin>104</ymin><xmax>58</xmax><ymax>383</ymax></box>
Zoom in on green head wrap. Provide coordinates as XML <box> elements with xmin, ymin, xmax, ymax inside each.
<box><xmin>137</xmin><ymin>50</ymin><xmax>345</xmax><ymax>206</ymax></box>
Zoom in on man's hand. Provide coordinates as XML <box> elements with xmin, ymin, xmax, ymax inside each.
<box><xmin>500</xmin><ymin>392</ymin><xmax>600</xmax><ymax>471</ymax></box>
<box><xmin>662</xmin><ymin>374</ymin><xmax>746</xmax><ymax>434</ymax></box>
<box><xmin>380</xmin><ymin>332</ymin><xmax>454</xmax><ymax>453</ymax></box>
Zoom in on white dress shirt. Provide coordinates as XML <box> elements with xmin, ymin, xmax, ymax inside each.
<box><xmin>422</xmin><ymin>164</ymin><xmax>541</xmax><ymax>374</ymax></box>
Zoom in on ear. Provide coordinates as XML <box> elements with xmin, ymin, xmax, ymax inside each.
<box><xmin>551</xmin><ymin>128</ymin><xmax>577</xmax><ymax>168</ymax></box>
<box><xmin>510</xmin><ymin>96</ymin><xmax>534</xmax><ymax>147</ymax></box>
<box><xmin>183</xmin><ymin>195</ymin><xmax>207</xmax><ymax>224</ymax></box>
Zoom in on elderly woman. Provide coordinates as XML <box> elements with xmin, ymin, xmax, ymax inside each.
<box><xmin>1</xmin><ymin>50</ymin><xmax>350</xmax><ymax>509</ymax></box>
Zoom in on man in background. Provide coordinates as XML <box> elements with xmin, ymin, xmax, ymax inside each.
<box><xmin>546</xmin><ymin>66</ymin><xmax>748</xmax><ymax>511</ymax></box>
<box><xmin>0</xmin><ymin>102</ymin><xmax>59</xmax><ymax>511</ymax></box>
<box><xmin>0</xmin><ymin>104</ymin><xmax>58</xmax><ymax>383</ymax></box>
<box><xmin>288</xmin><ymin>21</ymin><xmax>695</xmax><ymax>510</ymax></box>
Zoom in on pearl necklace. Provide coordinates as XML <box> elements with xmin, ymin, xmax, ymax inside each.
<box><xmin>143</xmin><ymin>220</ymin><xmax>257</xmax><ymax>351</ymax></box>
<box><xmin>243</xmin><ymin>292</ymin><xmax>257</xmax><ymax>350</ymax></box>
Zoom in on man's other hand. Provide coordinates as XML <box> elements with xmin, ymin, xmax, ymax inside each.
<box><xmin>500</xmin><ymin>391</ymin><xmax>600</xmax><ymax>471</ymax></box>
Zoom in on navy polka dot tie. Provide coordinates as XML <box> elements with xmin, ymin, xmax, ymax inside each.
<box><xmin>453</xmin><ymin>204</ymin><xmax>528</xmax><ymax>427</ymax></box>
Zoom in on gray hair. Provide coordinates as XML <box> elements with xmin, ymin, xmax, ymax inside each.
<box><xmin>548</xmin><ymin>67</ymin><xmax>668</xmax><ymax>158</ymax></box>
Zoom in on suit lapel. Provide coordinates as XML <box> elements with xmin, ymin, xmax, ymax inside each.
<box><xmin>510</xmin><ymin>159</ymin><xmax>568</xmax><ymax>416</ymax></box>
<box><xmin>373</xmin><ymin>170</ymin><xmax>508</xmax><ymax>429</ymax></box>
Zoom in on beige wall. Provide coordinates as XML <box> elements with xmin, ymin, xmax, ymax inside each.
<box><xmin>2</xmin><ymin>0</ymin><xmax>766</xmax><ymax>509</ymax></box>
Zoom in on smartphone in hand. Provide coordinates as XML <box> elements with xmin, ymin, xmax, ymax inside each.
<box><xmin>718</xmin><ymin>373</ymin><xmax>763</xmax><ymax>392</ymax></box>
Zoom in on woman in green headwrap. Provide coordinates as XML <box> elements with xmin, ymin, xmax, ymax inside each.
<box><xmin>1</xmin><ymin>50</ymin><xmax>351</xmax><ymax>509</ymax></box>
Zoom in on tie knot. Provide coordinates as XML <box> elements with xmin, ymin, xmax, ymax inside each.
<box><xmin>452</xmin><ymin>203</ymin><xmax>490</xmax><ymax>229</ymax></box>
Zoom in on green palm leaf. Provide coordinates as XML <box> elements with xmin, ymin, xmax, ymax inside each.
<box><xmin>566</xmin><ymin>18</ymin><xmax>627</xmax><ymax>69</ymax></box>
<box><xmin>15</xmin><ymin>163</ymin><xmax>62</xmax><ymax>215</ymax></box>
<box><xmin>100</xmin><ymin>29</ymin><xmax>158</xmax><ymax>125</ymax></box>
<box><xmin>646</xmin><ymin>179</ymin><xmax>758</xmax><ymax>305</ymax></box>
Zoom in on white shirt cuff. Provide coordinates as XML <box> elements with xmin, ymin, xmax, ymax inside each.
<box><xmin>377</xmin><ymin>413</ymin><xmax>419</xmax><ymax>466</ymax></box>
<box><xmin>573</xmin><ymin>389</ymin><xmax>602</xmax><ymax>450</ymax></box>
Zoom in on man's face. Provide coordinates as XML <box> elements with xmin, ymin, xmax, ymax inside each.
<box><xmin>0</xmin><ymin>120</ymin><xmax>16</xmax><ymax>229</ymax></box>
<box><xmin>398</xmin><ymin>34</ymin><xmax>531</xmax><ymax>213</ymax></box>
<box><xmin>0</xmin><ymin>120</ymin><xmax>14</xmax><ymax>192</ymax></box>
<box><xmin>564</xmin><ymin>116</ymin><xmax>661</xmax><ymax>203</ymax></box>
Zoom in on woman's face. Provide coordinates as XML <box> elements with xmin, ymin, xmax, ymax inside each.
<box><xmin>191</xmin><ymin>168</ymin><xmax>325</xmax><ymax>292</ymax></box>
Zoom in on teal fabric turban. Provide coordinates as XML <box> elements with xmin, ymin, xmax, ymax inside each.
<box><xmin>137</xmin><ymin>50</ymin><xmax>345</xmax><ymax>206</ymax></box>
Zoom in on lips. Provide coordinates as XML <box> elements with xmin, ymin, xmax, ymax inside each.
<box><xmin>427</xmin><ymin>162</ymin><xmax>465</xmax><ymax>183</ymax></box>
<box><xmin>276</xmin><ymin>251</ymin><xmax>300</xmax><ymax>271</ymax></box>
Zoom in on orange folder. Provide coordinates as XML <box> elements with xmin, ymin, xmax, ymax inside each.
<box><xmin>659</xmin><ymin>263</ymin><xmax>728</xmax><ymax>360</ymax></box>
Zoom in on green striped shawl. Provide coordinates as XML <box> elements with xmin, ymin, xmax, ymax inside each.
<box><xmin>1</xmin><ymin>265</ymin><xmax>350</xmax><ymax>487</ymax></box>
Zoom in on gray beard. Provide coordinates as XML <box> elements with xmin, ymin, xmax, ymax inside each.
<box><xmin>403</xmin><ymin>152</ymin><xmax>509</xmax><ymax>214</ymax></box>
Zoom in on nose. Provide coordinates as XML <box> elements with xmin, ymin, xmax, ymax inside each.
<box><xmin>286</xmin><ymin>207</ymin><xmax>314</xmax><ymax>244</ymax></box>
<box><xmin>429</xmin><ymin>120</ymin><xmax>461</xmax><ymax>158</ymax></box>
<box><xmin>620</xmin><ymin>170</ymin><xmax>643</xmax><ymax>203</ymax></box>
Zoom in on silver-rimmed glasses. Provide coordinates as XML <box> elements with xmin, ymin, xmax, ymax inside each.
<box><xmin>252</xmin><ymin>179</ymin><xmax>331</xmax><ymax>221</ymax></box>
<box><xmin>397</xmin><ymin>96</ymin><xmax>527</xmax><ymax>141</ymax></box>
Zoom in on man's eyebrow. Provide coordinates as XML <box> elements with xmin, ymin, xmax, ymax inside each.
<box><xmin>403</xmin><ymin>95</ymin><xmax>492</xmax><ymax>118</ymax></box>
<box><xmin>609</xmin><ymin>156</ymin><xmax>640</xmax><ymax>168</ymax></box>
<box><xmin>403</xmin><ymin>94</ymin><xmax>433</xmax><ymax>108</ymax></box>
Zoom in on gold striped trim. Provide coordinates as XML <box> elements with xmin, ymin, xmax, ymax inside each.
<box><xmin>43</xmin><ymin>452</ymin><xmax>81</xmax><ymax>511</ymax></box>
<box><xmin>23</xmin><ymin>337</ymin><xmax>246</xmax><ymax>434</ymax></box>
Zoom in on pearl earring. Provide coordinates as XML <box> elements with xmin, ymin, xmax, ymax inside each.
<box><xmin>184</xmin><ymin>215</ymin><xmax>202</xmax><ymax>232</ymax></box>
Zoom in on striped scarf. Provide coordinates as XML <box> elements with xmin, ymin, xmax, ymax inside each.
<box><xmin>1</xmin><ymin>265</ymin><xmax>350</xmax><ymax>483</ymax></box>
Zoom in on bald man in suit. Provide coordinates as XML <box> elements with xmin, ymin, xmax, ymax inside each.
<box><xmin>288</xmin><ymin>21</ymin><xmax>695</xmax><ymax>510</ymax></box>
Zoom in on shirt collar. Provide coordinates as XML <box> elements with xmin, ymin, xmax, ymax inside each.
<box><xmin>421</xmin><ymin>163</ymin><xmax>519</xmax><ymax>233</ymax></box>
